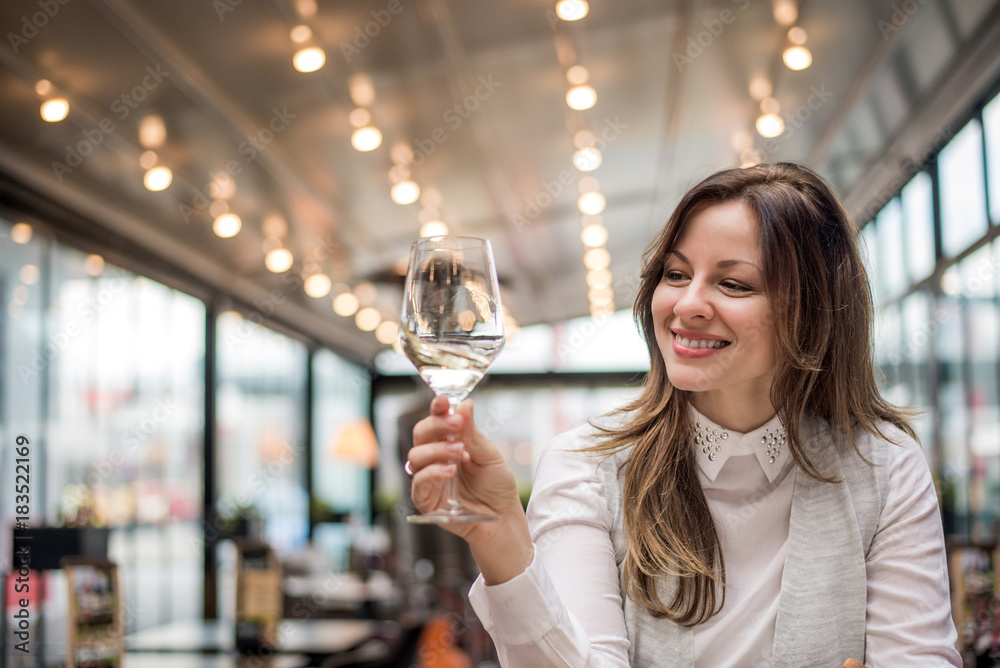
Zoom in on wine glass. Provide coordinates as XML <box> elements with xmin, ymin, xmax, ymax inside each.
<box><xmin>399</xmin><ymin>235</ymin><xmax>506</xmax><ymax>523</ymax></box>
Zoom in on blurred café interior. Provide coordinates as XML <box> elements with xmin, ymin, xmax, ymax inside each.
<box><xmin>2</xmin><ymin>0</ymin><xmax>1000</xmax><ymax>665</ymax></box>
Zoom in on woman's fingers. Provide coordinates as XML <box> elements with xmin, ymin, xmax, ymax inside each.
<box><xmin>412</xmin><ymin>406</ymin><xmax>462</xmax><ymax>446</ymax></box>
<box><xmin>407</xmin><ymin>439</ymin><xmax>463</xmax><ymax>474</ymax></box>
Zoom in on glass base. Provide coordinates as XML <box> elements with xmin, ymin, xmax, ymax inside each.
<box><xmin>406</xmin><ymin>508</ymin><xmax>499</xmax><ymax>524</ymax></box>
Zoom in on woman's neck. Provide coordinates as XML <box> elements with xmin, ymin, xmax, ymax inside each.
<box><xmin>688</xmin><ymin>389</ymin><xmax>777</xmax><ymax>433</ymax></box>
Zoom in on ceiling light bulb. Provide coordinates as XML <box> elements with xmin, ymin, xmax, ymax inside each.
<box><xmin>586</xmin><ymin>268</ymin><xmax>612</xmax><ymax>289</ymax></box>
<box><xmin>588</xmin><ymin>286</ymin><xmax>614</xmax><ymax>302</ymax></box>
<box><xmin>265</xmin><ymin>248</ymin><xmax>294</xmax><ymax>273</ymax></box>
<box><xmin>351</xmin><ymin>126</ymin><xmax>382</xmax><ymax>151</ymax></box>
<box><xmin>573</xmin><ymin>147</ymin><xmax>602</xmax><ymax>171</ymax></box>
<box><xmin>740</xmin><ymin>148</ymin><xmax>762</xmax><ymax>167</ymax></box>
<box><xmin>293</xmin><ymin>46</ymin><xmax>326</xmax><ymax>73</ymax></box>
<box><xmin>290</xmin><ymin>24</ymin><xmax>312</xmax><ymax>43</ymax></box>
<box><xmin>40</xmin><ymin>98</ymin><xmax>69</xmax><ymax>122</ymax></box>
<box><xmin>10</xmin><ymin>223</ymin><xmax>33</xmax><ymax>244</ymax></box>
<box><xmin>590</xmin><ymin>301</ymin><xmax>614</xmax><ymax>317</ymax></box>
<box><xmin>940</xmin><ymin>271</ymin><xmax>960</xmax><ymax>295</ymax></box>
<box><xmin>748</xmin><ymin>74</ymin><xmax>772</xmax><ymax>101</ymax></box>
<box><xmin>209</xmin><ymin>199</ymin><xmax>229</xmax><ymax>218</ymax></box>
<box><xmin>772</xmin><ymin>0</ymin><xmax>797</xmax><ymax>26</ymax></box>
<box><xmin>760</xmin><ymin>96</ymin><xmax>781</xmax><ymax>115</ymax></box>
<box><xmin>84</xmin><ymin>254</ymin><xmax>105</xmax><ymax>277</ymax></box>
<box><xmin>419</xmin><ymin>186</ymin><xmax>443</xmax><ymax>208</ymax></box>
<box><xmin>787</xmin><ymin>26</ymin><xmax>808</xmax><ymax>45</ymax></box>
<box><xmin>730</xmin><ymin>130</ymin><xmax>754</xmax><ymax>152</ymax></box>
<box><xmin>355</xmin><ymin>306</ymin><xmax>381</xmax><ymax>331</ymax></box>
<box><xmin>296</xmin><ymin>0</ymin><xmax>317</xmax><ymax>17</ymax></box>
<box><xmin>143</xmin><ymin>166</ymin><xmax>173</xmax><ymax>191</ymax></box>
<box><xmin>375</xmin><ymin>320</ymin><xmax>399</xmax><ymax>345</ymax></box>
<box><xmin>782</xmin><ymin>45</ymin><xmax>812</xmax><ymax>70</ymax></box>
<box><xmin>577</xmin><ymin>191</ymin><xmax>606</xmax><ymax>215</ymax></box>
<box><xmin>354</xmin><ymin>281</ymin><xmax>377</xmax><ymax>305</ymax></box>
<box><xmin>390</xmin><ymin>142</ymin><xmax>415</xmax><ymax>166</ymax></box>
<box><xmin>756</xmin><ymin>113</ymin><xmax>785</xmax><ymax>138</ymax></box>
<box><xmin>583</xmin><ymin>247</ymin><xmax>611</xmax><ymax>270</ymax></box>
<box><xmin>573</xmin><ymin>129</ymin><xmax>595</xmax><ymax>149</ymax></box>
<box><xmin>213</xmin><ymin>213</ymin><xmax>242</xmax><ymax>238</ymax></box>
<box><xmin>208</xmin><ymin>172</ymin><xmax>236</xmax><ymax>200</ymax></box>
<box><xmin>139</xmin><ymin>150</ymin><xmax>158</xmax><ymax>170</ymax></box>
<box><xmin>19</xmin><ymin>264</ymin><xmax>40</xmax><ymax>285</ymax></box>
<box><xmin>348</xmin><ymin>107</ymin><xmax>371</xmax><ymax>128</ymax></box>
<box><xmin>566</xmin><ymin>65</ymin><xmax>589</xmax><ymax>85</ymax></box>
<box><xmin>566</xmin><ymin>85</ymin><xmax>597</xmax><ymax>111</ymax></box>
<box><xmin>555</xmin><ymin>0</ymin><xmax>589</xmax><ymax>21</ymax></box>
<box><xmin>139</xmin><ymin>114</ymin><xmax>167</xmax><ymax>148</ymax></box>
<box><xmin>581</xmin><ymin>223</ymin><xmax>608</xmax><ymax>247</ymax></box>
<box><xmin>349</xmin><ymin>73</ymin><xmax>376</xmax><ymax>107</ymax></box>
<box><xmin>35</xmin><ymin>79</ymin><xmax>52</xmax><ymax>96</ymax></box>
<box><xmin>262</xmin><ymin>213</ymin><xmax>288</xmax><ymax>238</ymax></box>
<box><xmin>420</xmin><ymin>221</ymin><xmax>449</xmax><ymax>237</ymax></box>
<box><xmin>333</xmin><ymin>292</ymin><xmax>360</xmax><ymax>316</ymax></box>
<box><xmin>390</xmin><ymin>179</ymin><xmax>420</xmax><ymax>205</ymax></box>
<box><xmin>304</xmin><ymin>273</ymin><xmax>332</xmax><ymax>298</ymax></box>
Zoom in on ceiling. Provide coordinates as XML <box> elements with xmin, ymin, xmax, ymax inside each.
<box><xmin>1</xmin><ymin>0</ymin><xmax>999</xmax><ymax>364</ymax></box>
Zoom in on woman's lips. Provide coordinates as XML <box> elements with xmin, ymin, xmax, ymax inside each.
<box><xmin>671</xmin><ymin>331</ymin><xmax>731</xmax><ymax>358</ymax></box>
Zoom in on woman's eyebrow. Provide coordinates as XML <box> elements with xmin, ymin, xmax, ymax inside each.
<box><xmin>669</xmin><ymin>250</ymin><xmax>761</xmax><ymax>272</ymax></box>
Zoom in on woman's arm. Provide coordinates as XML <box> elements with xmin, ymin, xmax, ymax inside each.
<box><xmin>409</xmin><ymin>399</ymin><xmax>630</xmax><ymax>666</ymax></box>
<box><xmin>408</xmin><ymin>395</ymin><xmax>534</xmax><ymax>583</ymax></box>
<box><xmin>863</xmin><ymin>436</ymin><xmax>962</xmax><ymax>667</ymax></box>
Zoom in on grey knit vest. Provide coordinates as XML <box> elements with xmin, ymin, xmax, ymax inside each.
<box><xmin>597</xmin><ymin>418</ymin><xmax>889</xmax><ymax>667</ymax></box>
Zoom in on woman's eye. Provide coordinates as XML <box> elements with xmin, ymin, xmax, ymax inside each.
<box><xmin>721</xmin><ymin>281</ymin><xmax>752</xmax><ymax>293</ymax></box>
<box><xmin>663</xmin><ymin>271</ymin><xmax>686</xmax><ymax>281</ymax></box>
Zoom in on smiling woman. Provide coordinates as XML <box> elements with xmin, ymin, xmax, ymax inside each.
<box><xmin>406</xmin><ymin>162</ymin><xmax>962</xmax><ymax>667</ymax></box>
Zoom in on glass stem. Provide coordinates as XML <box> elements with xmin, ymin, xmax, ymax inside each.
<box><xmin>444</xmin><ymin>398</ymin><xmax>463</xmax><ymax>512</ymax></box>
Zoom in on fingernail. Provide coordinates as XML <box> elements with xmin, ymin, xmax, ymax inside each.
<box><xmin>445</xmin><ymin>441</ymin><xmax>462</xmax><ymax>455</ymax></box>
<box><xmin>442</xmin><ymin>464</ymin><xmax>457</xmax><ymax>476</ymax></box>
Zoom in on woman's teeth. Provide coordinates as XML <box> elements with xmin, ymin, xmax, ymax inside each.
<box><xmin>675</xmin><ymin>334</ymin><xmax>730</xmax><ymax>349</ymax></box>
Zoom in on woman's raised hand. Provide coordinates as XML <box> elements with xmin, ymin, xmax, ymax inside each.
<box><xmin>408</xmin><ymin>395</ymin><xmax>534</xmax><ymax>584</ymax></box>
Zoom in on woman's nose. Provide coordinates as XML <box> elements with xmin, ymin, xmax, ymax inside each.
<box><xmin>673</xmin><ymin>282</ymin><xmax>713</xmax><ymax>320</ymax></box>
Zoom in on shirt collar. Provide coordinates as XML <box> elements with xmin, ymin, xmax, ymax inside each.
<box><xmin>689</xmin><ymin>404</ymin><xmax>791</xmax><ymax>483</ymax></box>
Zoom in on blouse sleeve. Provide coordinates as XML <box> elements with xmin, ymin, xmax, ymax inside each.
<box><xmin>864</xmin><ymin>434</ymin><xmax>962</xmax><ymax>667</ymax></box>
<box><xmin>468</xmin><ymin>428</ymin><xmax>630</xmax><ymax>667</ymax></box>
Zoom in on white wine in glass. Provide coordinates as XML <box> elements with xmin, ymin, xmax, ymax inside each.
<box><xmin>399</xmin><ymin>235</ymin><xmax>505</xmax><ymax>524</ymax></box>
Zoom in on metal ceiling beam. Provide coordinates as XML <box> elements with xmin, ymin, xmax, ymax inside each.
<box><xmin>804</xmin><ymin>1</ymin><xmax>912</xmax><ymax>170</ymax></box>
<box><xmin>840</xmin><ymin>0</ymin><xmax>1000</xmax><ymax>222</ymax></box>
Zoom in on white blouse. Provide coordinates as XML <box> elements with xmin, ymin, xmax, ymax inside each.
<box><xmin>468</xmin><ymin>407</ymin><xmax>961</xmax><ymax>667</ymax></box>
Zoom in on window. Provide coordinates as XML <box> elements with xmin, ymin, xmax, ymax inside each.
<box><xmin>984</xmin><ymin>93</ymin><xmax>1000</xmax><ymax>224</ymax></box>
<box><xmin>216</xmin><ymin>313</ymin><xmax>308</xmax><ymax>555</ymax></box>
<box><xmin>960</xmin><ymin>247</ymin><xmax>999</xmax><ymax>540</ymax></box>
<box><xmin>1</xmin><ymin>219</ymin><xmax>206</xmax><ymax>633</ymax></box>
<box><xmin>939</xmin><ymin>120</ymin><xmax>988</xmax><ymax>258</ymax></box>
<box><xmin>312</xmin><ymin>349</ymin><xmax>373</xmax><ymax>570</ymax></box>
<box><xmin>901</xmin><ymin>171</ymin><xmax>936</xmax><ymax>283</ymax></box>
<box><xmin>877</xmin><ymin>198</ymin><xmax>908</xmax><ymax>299</ymax></box>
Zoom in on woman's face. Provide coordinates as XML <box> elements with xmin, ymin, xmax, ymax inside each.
<box><xmin>650</xmin><ymin>201</ymin><xmax>777</xmax><ymax>403</ymax></box>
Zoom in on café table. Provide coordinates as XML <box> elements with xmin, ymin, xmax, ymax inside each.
<box><xmin>121</xmin><ymin>653</ymin><xmax>309</xmax><ymax>668</ymax></box>
<box><xmin>126</xmin><ymin>618</ymin><xmax>378</xmax><ymax>656</ymax></box>
<box><xmin>283</xmin><ymin>570</ymin><xmax>400</xmax><ymax>617</ymax></box>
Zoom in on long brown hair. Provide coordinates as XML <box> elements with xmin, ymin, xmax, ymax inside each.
<box><xmin>592</xmin><ymin>163</ymin><xmax>914</xmax><ymax>625</ymax></box>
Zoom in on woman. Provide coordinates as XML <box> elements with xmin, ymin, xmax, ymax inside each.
<box><xmin>407</xmin><ymin>163</ymin><xmax>961</xmax><ymax>666</ymax></box>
